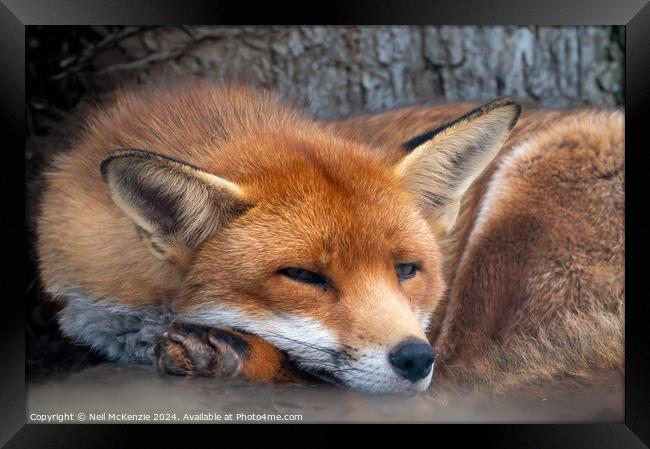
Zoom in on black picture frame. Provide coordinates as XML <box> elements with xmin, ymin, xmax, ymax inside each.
<box><xmin>3</xmin><ymin>0</ymin><xmax>649</xmax><ymax>445</ymax></box>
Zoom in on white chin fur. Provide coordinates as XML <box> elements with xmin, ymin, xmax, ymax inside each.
<box><xmin>336</xmin><ymin>348</ymin><xmax>434</xmax><ymax>394</ymax></box>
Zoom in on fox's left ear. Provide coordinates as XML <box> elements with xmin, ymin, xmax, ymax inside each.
<box><xmin>395</xmin><ymin>99</ymin><xmax>521</xmax><ymax>234</ymax></box>
<box><xmin>101</xmin><ymin>149</ymin><xmax>252</xmax><ymax>265</ymax></box>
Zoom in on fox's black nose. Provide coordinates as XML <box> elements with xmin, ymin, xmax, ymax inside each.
<box><xmin>389</xmin><ymin>339</ymin><xmax>435</xmax><ymax>382</ymax></box>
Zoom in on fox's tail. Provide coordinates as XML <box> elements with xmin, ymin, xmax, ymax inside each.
<box><xmin>431</xmin><ymin>293</ymin><xmax>624</xmax><ymax>399</ymax></box>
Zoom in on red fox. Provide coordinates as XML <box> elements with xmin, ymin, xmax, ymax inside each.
<box><xmin>36</xmin><ymin>81</ymin><xmax>624</xmax><ymax>395</ymax></box>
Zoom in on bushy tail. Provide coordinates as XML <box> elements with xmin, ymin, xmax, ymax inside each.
<box><xmin>431</xmin><ymin>294</ymin><xmax>624</xmax><ymax>399</ymax></box>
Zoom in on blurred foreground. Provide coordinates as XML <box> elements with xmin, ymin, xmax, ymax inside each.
<box><xmin>27</xmin><ymin>363</ymin><xmax>623</xmax><ymax>424</ymax></box>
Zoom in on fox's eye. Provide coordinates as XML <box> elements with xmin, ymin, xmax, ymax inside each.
<box><xmin>396</xmin><ymin>263</ymin><xmax>418</xmax><ymax>280</ymax></box>
<box><xmin>280</xmin><ymin>267</ymin><xmax>329</xmax><ymax>286</ymax></box>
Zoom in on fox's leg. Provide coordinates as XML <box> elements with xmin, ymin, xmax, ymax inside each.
<box><xmin>56</xmin><ymin>293</ymin><xmax>303</xmax><ymax>384</ymax></box>
<box><xmin>155</xmin><ymin>322</ymin><xmax>303</xmax><ymax>384</ymax></box>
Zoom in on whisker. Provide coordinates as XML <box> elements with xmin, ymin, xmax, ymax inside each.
<box><xmin>433</xmin><ymin>359</ymin><xmax>462</xmax><ymax>369</ymax></box>
<box><xmin>258</xmin><ymin>329</ymin><xmax>343</xmax><ymax>357</ymax></box>
<box><xmin>261</xmin><ymin>327</ymin><xmax>358</xmax><ymax>352</ymax></box>
<box><xmin>288</xmin><ymin>353</ymin><xmax>375</xmax><ymax>377</ymax></box>
<box><xmin>241</xmin><ymin>329</ymin><xmax>382</xmax><ymax>378</ymax></box>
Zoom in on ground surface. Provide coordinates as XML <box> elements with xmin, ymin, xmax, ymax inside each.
<box><xmin>27</xmin><ymin>364</ymin><xmax>623</xmax><ymax>424</ymax></box>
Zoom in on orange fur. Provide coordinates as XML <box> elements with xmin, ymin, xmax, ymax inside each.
<box><xmin>329</xmin><ymin>104</ymin><xmax>624</xmax><ymax>395</ymax></box>
<box><xmin>36</xmin><ymin>81</ymin><xmax>624</xmax><ymax>395</ymax></box>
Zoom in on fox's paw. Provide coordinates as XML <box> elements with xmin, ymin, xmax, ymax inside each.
<box><xmin>154</xmin><ymin>323</ymin><xmax>245</xmax><ymax>378</ymax></box>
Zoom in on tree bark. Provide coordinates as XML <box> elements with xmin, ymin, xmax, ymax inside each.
<box><xmin>79</xmin><ymin>26</ymin><xmax>623</xmax><ymax>119</ymax></box>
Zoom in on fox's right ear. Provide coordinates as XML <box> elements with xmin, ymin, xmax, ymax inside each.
<box><xmin>100</xmin><ymin>150</ymin><xmax>251</xmax><ymax>264</ymax></box>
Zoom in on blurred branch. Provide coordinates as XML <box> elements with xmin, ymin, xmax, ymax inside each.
<box><xmin>94</xmin><ymin>33</ymin><xmax>228</xmax><ymax>75</ymax></box>
<box><xmin>95</xmin><ymin>48</ymin><xmax>186</xmax><ymax>75</ymax></box>
<box><xmin>48</xmin><ymin>26</ymin><xmax>158</xmax><ymax>81</ymax></box>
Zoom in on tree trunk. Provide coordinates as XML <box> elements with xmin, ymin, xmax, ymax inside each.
<box><xmin>78</xmin><ymin>26</ymin><xmax>623</xmax><ymax>119</ymax></box>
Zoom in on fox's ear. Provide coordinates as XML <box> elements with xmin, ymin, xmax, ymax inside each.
<box><xmin>395</xmin><ymin>99</ymin><xmax>521</xmax><ymax>234</ymax></box>
<box><xmin>101</xmin><ymin>150</ymin><xmax>251</xmax><ymax>264</ymax></box>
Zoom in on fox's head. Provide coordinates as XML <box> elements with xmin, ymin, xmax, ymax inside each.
<box><xmin>100</xmin><ymin>98</ymin><xmax>520</xmax><ymax>393</ymax></box>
